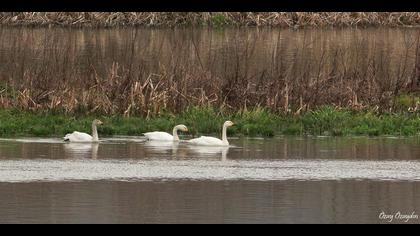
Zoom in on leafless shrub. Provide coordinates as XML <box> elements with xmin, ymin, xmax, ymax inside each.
<box><xmin>0</xmin><ymin>27</ymin><xmax>418</xmax><ymax>115</ymax></box>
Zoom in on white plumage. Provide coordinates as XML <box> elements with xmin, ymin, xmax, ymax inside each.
<box><xmin>64</xmin><ymin>131</ymin><xmax>95</xmax><ymax>142</ymax></box>
<box><xmin>188</xmin><ymin>121</ymin><xmax>234</xmax><ymax>146</ymax></box>
<box><xmin>143</xmin><ymin>132</ymin><xmax>174</xmax><ymax>141</ymax></box>
<box><xmin>188</xmin><ymin>136</ymin><xmax>227</xmax><ymax>146</ymax></box>
<box><xmin>64</xmin><ymin>119</ymin><xmax>103</xmax><ymax>143</ymax></box>
<box><xmin>144</xmin><ymin>124</ymin><xmax>188</xmax><ymax>141</ymax></box>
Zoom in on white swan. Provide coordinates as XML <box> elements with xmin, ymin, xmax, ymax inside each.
<box><xmin>143</xmin><ymin>124</ymin><xmax>188</xmax><ymax>141</ymax></box>
<box><xmin>188</xmin><ymin>121</ymin><xmax>234</xmax><ymax>146</ymax></box>
<box><xmin>64</xmin><ymin>119</ymin><xmax>103</xmax><ymax>143</ymax></box>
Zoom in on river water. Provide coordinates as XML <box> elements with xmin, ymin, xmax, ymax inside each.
<box><xmin>0</xmin><ymin>136</ymin><xmax>419</xmax><ymax>223</ymax></box>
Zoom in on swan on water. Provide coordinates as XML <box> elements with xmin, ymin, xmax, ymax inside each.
<box><xmin>64</xmin><ymin>119</ymin><xmax>103</xmax><ymax>143</ymax></box>
<box><xmin>144</xmin><ymin>124</ymin><xmax>188</xmax><ymax>141</ymax></box>
<box><xmin>188</xmin><ymin>121</ymin><xmax>234</xmax><ymax>146</ymax></box>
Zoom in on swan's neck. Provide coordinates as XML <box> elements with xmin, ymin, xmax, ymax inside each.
<box><xmin>222</xmin><ymin>124</ymin><xmax>229</xmax><ymax>145</ymax></box>
<box><xmin>172</xmin><ymin>126</ymin><xmax>180</xmax><ymax>141</ymax></box>
<box><xmin>92</xmin><ymin>124</ymin><xmax>99</xmax><ymax>142</ymax></box>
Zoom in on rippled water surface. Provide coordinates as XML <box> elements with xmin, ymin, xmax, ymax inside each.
<box><xmin>0</xmin><ymin>136</ymin><xmax>420</xmax><ymax>223</ymax></box>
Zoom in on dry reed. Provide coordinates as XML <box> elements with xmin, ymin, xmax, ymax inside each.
<box><xmin>0</xmin><ymin>27</ymin><xmax>419</xmax><ymax>116</ymax></box>
<box><xmin>0</xmin><ymin>12</ymin><xmax>419</xmax><ymax>28</ymax></box>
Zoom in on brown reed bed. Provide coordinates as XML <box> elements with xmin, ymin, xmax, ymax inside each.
<box><xmin>0</xmin><ymin>27</ymin><xmax>419</xmax><ymax>116</ymax></box>
<box><xmin>0</xmin><ymin>12</ymin><xmax>420</xmax><ymax>28</ymax></box>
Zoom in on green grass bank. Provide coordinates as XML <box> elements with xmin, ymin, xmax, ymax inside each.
<box><xmin>0</xmin><ymin>106</ymin><xmax>419</xmax><ymax>138</ymax></box>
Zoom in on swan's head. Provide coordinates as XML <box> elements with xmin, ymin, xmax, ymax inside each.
<box><xmin>93</xmin><ymin>119</ymin><xmax>104</xmax><ymax>126</ymax></box>
<box><xmin>176</xmin><ymin>124</ymin><xmax>188</xmax><ymax>132</ymax></box>
<box><xmin>224</xmin><ymin>121</ymin><xmax>234</xmax><ymax>127</ymax></box>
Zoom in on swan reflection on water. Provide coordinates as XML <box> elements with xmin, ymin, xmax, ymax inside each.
<box><xmin>143</xmin><ymin>140</ymin><xmax>180</xmax><ymax>157</ymax></box>
<box><xmin>63</xmin><ymin>143</ymin><xmax>99</xmax><ymax>159</ymax></box>
<box><xmin>187</xmin><ymin>145</ymin><xmax>230</xmax><ymax>161</ymax></box>
<box><xmin>61</xmin><ymin>139</ymin><xmax>231</xmax><ymax>161</ymax></box>
<box><xmin>143</xmin><ymin>140</ymin><xmax>230</xmax><ymax>160</ymax></box>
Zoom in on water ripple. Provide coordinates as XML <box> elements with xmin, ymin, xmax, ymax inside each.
<box><xmin>0</xmin><ymin>159</ymin><xmax>420</xmax><ymax>182</ymax></box>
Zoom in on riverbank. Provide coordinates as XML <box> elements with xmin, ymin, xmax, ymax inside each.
<box><xmin>0</xmin><ymin>107</ymin><xmax>418</xmax><ymax>137</ymax></box>
<box><xmin>1</xmin><ymin>12</ymin><xmax>420</xmax><ymax>28</ymax></box>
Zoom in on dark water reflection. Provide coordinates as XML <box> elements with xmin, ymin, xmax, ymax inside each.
<box><xmin>0</xmin><ymin>136</ymin><xmax>419</xmax><ymax>223</ymax></box>
<box><xmin>0</xmin><ymin>180</ymin><xmax>419</xmax><ymax>224</ymax></box>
